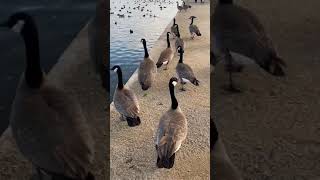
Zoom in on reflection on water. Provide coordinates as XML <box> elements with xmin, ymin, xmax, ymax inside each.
<box><xmin>110</xmin><ymin>0</ymin><xmax>179</xmax><ymax>101</ymax></box>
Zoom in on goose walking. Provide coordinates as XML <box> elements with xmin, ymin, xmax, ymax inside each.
<box><xmin>176</xmin><ymin>2</ymin><xmax>183</xmax><ymax>11</ymax></box>
<box><xmin>212</xmin><ymin>0</ymin><xmax>286</xmax><ymax>92</ymax></box>
<box><xmin>175</xmin><ymin>24</ymin><xmax>185</xmax><ymax>52</ymax></box>
<box><xmin>171</xmin><ymin>18</ymin><xmax>178</xmax><ymax>38</ymax></box>
<box><xmin>157</xmin><ymin>32</ymin><xmax>174</xmax><ymax>70</ymax></box>
<box><xmin>0</xmin><ymin>12</ymin><xmax>95</xmax><ymax>180</ymax></box>
<box><xmin>112</xmin><ymin>65</ymin><xmax>141</xmax><ymax>127</ymax></box>
<box><xmin>211</xmin><ymin>119</ymin><xmax>243</xmax><ymax>180</ymax></box>
<box><xmin>155</xmin><ymin>77</ymin><xmax>187</xmax><ymax>169</ymax></box>
<box><xmin>189</xmin><ymin>16</ymin><xmax>202</xmax><ymax>39</ymax></box>
<box><xmin>138</xmin><ymin>39</ymin><xmax>157</xmax><ymax>90</ymax></box>
<box><xmin>176</xmin><ymin>46</ymin><xmax>199</xmax><ymax>91</ymax></box>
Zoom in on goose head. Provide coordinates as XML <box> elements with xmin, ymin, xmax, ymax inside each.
<box><xmin>189</xmin><ymin>16</ymin><xmax>197</xmax><ymax>20</ymax></box>
<box><xmin>169</xmin><ymin>77</ymin><xmax>178</xmax><ymax>87</ymax></box>
<box><xmin>0</xmin><ymin>12</ymin><xmax>34</xmax><ymax>34</ymax></box>
<box><xmin>111</xmin><ymin>65</ymin><xmax>120</xmax><ymax>73</ymax></box>
<box><xmin>177</xmin><ymin>46</ymin><xmax>184</xmax><ymax>54</ymax></box>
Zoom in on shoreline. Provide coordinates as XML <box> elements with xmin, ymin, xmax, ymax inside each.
<box><xmin>110</xmin><ymin>2</ymin><xmax>210</xmax><ymax>179</ymax></box>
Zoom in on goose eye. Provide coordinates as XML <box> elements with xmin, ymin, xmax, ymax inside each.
<box><xmin>113</xmin><ymin>68</ymin><xmax>118</xmax><ymax>72</ymax></box>
<box><xmin>11</xmin><ymin>20</ymin><xmax>25</xmax><ymax>33</ymax></box>
<box><xmin>172</xmin><ymin>81</ymin><xmax>177</xmax><ymax>86</ymax></box>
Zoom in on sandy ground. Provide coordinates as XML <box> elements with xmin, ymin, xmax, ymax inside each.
<box><xmin>212</xmin><ymin>0</ymin><xmax>320</xmax><ymax>180</ymax></box>
<box><xmin>110</xmin><ymin>3</ymin><xmax>210</xmax><ymax>180</ymax></box>
<box><xmin>0</xmin><ymin>24</ymin><xmax>108</xmax><ymax>179</ymax></box>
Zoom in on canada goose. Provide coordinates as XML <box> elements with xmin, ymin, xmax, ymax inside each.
<box><xmin>171</xmin><ymin>18</ymin><xmax>178</xmax><ymax>38</ymax></box>
<box><xmin>138</xmin><ymin>39</ymin><xmax>157</xmax><ymax>91</ymax></box>
<box><xmin>175</xmin><ymin>24</ymin><xmax>184</xmax><ymax>52</ymax></box>
<box><xmin>189</xmin><ymin>16</ymin><xmax>202</xmax><ymax>39</ymax></box>
<box><xmin>176</xmin><ymin>2</ymin><xmax>183</xmax><ymax>11</ymax></box>
<box><xmin>176</xmin><ymin>46</ymin><xmax>199</xmax><ymax>91</ymax></box>
<box><xmin>0</xmin><ymin>12</ymin><xmax>95</xmax><ymax>180</ymax></box>
<box><xmin>111</xmin><ymin>65</ymin><xmax>141</xmax><ymax>127</ymax></box>
<box><xmin>157</xmin><ymin>32</ymin><xmax>174</xmax><ymax>70</ymax></box>
<box><xmin>211</xmin><ymin>119</ymin><xmax>243</xmax><ymax>180</ymax></box>
<box><xmin>155</xmin><ymin>77</ymin><xmax>187</xmax><ymax>169</ymax></box>
<box><xmin>212</xmin><ymin>0</ymin><xmax>286</xmax><ymax>92</ymax></box>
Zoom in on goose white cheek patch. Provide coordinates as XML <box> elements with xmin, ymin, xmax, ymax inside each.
<box><xmin>12</xmin><ymin>20</ymin><xmax>25</xmax><ymax>33</ymax></box>
<box><xmin>163</xmin><ymin>61</ymin><xmax>168</xmax><ymax>65</ymax></box>
<box><xmin>113</xmin><ymin>68</ymin><xmax>118</xmax><ymax>72</ymax></box>
<box><xmin>172</xmin><ymin>81</ymin><xmax>177</xmax><ymax>86</ymax></box>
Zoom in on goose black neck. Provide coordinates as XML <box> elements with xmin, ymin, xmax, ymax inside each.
<box><xmin>116</xmin><ymin>68</ymin><xmax>124</xmax><ymax>89</ymax></box>
<box><xmin>190</xmin><ymin>18</ymin><xmax>194</xmax><ymax>25</ymax></box>
<box><xmin>178</xmin><ymin>51</ymin><xmax>184</xmax><ymax>63</ymax></box>
<box><xmin>21</xmin><ymin>20</ymin><xmax>43</xmax><ymax>88</ymax></box>
<box><xmin>143</xmin><ymin>41</ymin><xmax>149</xmax><ymax>58</ymax></box>
<box><xmin>167</xmin><ymin>33</ymin><xmax>170</xmax><ymax>48</ymax></box>
<box><xmin>169</xmin><ymin>83</ymin><xmax>178</xmax><ymax>109</ymax></box>
<box><xmin>176</xmin><ymin>26</ymin><xmax>180</xmax><ymax>38</ymax></box>
<box><xmin>173</xmin><ymin>18</ymin><xmax>176</xmax><ymax>25</ymax></box>
<box><xmin>219</xmin><ymin>0</ymin><xmax>233</xmax><ymax>4</ymax></box>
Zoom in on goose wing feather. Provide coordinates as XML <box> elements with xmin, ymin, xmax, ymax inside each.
<box><xmin>139</xmin><ymin>58</ymin><xmax>156</xmax><ymax>86</ymax></box>
<box><xmin>189</xmin><ymin>24</ymin><xmax>201</xmax><ymax>34</ymax></box>
<box><xmin>157</xmin><ymin>48</ymin><xmax>174</xmax><ymax>64</ymax></box>
<box><xmin>10</xmin><ymin>80</ymin><xmax>94</xmax><ymax>178</ymax></box>
<box><xmin>212</xmin><ymin>5</ymin><xmax>276</xmax><ymax>65</ymax></box>
<box><xmin>156</xmin><ymin>109</ymin><xmax>187</xmax><ymax>158</ymax></box>
<box><xmin>114</xmin><ymin>87</ymin><xmax>140</xmax><ymax>118</ymax></box>
<box><xmin>176</xmin><ymin>63</ymin><xmax>196</xmax><ymax>81</ymax></box>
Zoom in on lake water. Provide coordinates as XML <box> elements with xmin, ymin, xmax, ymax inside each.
<box><xmin>110</xmin><ymin>0</ymin><xmax>179</xmax><ymax>101</ymax></box>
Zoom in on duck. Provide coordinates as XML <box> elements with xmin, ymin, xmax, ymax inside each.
<box><xmin>211</xmin><ymin>119</ymin><xmax>243</xmax><ymax>180</ymax></box>
<box><xmin>138</xmin><ymin>39</ymin><xmax>157</xmax><ymax>91</ymax></box>
<box><xmin>176</xmin><ymin>46</ymin><xmax>199</xmax><ymax>91</ymax></box>
<box><xmin>0</xmin><ymin>12</ymin><xmax>95</xmax><ymax>180</ymax></box>
<box><xmin>155</xmin><ymin>77</ymin><xmax>187</xmax><ymax>169</ymax></box>
<box><xmin>176</xmin><ymin>2</ymin><xmax>183</xmax><ymax>12</ymax></box>
<box><xmin>175</xmin><ymin>24</ymin><xmax>185</xmax><ymax>52</ymax></box>
<box><xmin>157</xmin><ymin>32</ymin><xmax>174</xmax><ymax>70</ymax></box>
<box><xmin>189</xmin><ymin>16</ymin><xmax>202</xmax><ymax>39</ymax></box>
<box><xmin>212</xmin><ymin>0</ymin><xmax>286</xmax><ymax>92</ymax></box>
<box><xmin>111</xmin><ymin>65</ymin><xmax>141</xmax><ymax>127</ymax></box>
<box><xmin>171</xmin><ymin>18</ymin><xmax>178</xmax><ymax>38</ymax></box>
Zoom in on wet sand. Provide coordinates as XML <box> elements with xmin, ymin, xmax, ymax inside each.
<box><xmin>110</xmin><ymin>2</ymin><xmax>210</xmax><ymax>180</ymax></box>
<box><xmin>212</xmin><ymin>0</ymin><xmax>320</xmax><ymax>179</ymax></box>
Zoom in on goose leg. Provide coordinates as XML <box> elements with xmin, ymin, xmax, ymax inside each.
<box><xmin>180</xmin><ymin>79</ymin><xmax>186</xmax><ymax>91</ymax></box>
<box><xmin>225</xmin><ymin>50</ymin><xmax>241</xmax><ymax>93</ymax></box>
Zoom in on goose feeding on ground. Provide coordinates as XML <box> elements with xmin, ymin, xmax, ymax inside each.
<box><xmin>176</xmin><ymin>46</ymin><xmax>199</xmax><ymax>91</ymax></box>
<box><xmin>112</xmin><ymin>66</ymin><xmax>141</xmax><ymax>127</ymax></box>
<box><xmin>176</xmin><ymin>2</ymin><xmax>183</xmax><ymax>11</ymax></box>
<box><xmin>189</xmin><ymin>16</ymin><xmax>202</xmax><ymax>39</ymax></box>
<box><xmin>138</xmin><ymin>39</ymin><xmax>157</xmax><ymax>91</ymax></box>
<box><xmin>0</xmin><ymin>12</ymin><xmax>95</xmax><ymax>180</ymax></box>
<box><xmin>175</xmin><ymin>24</ymin><xmax>184</xmax><ymax>52</ymax></box>
<box><xmin>211</xmin><ymin>119</ymin><xmax>243</xmax><ymax>180</ymax></box>
<box><xmin>212</xmin><ymin>0</ymin><xmax>286</xmax><ymax>92</ymax></box>
<box><xmin>171</xmin><ymin>18</ymin><xmax>178</xmax><ymax>38</ymax></box>
<box><xmin>157</xmin><ymin>32</ymin><xmax>174</xmax><ymax>70</ymax></box>
<box><xmin>155</xmin><ymin>77</ymin><xmax>187</xmax><ymax>169</ymax></box>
